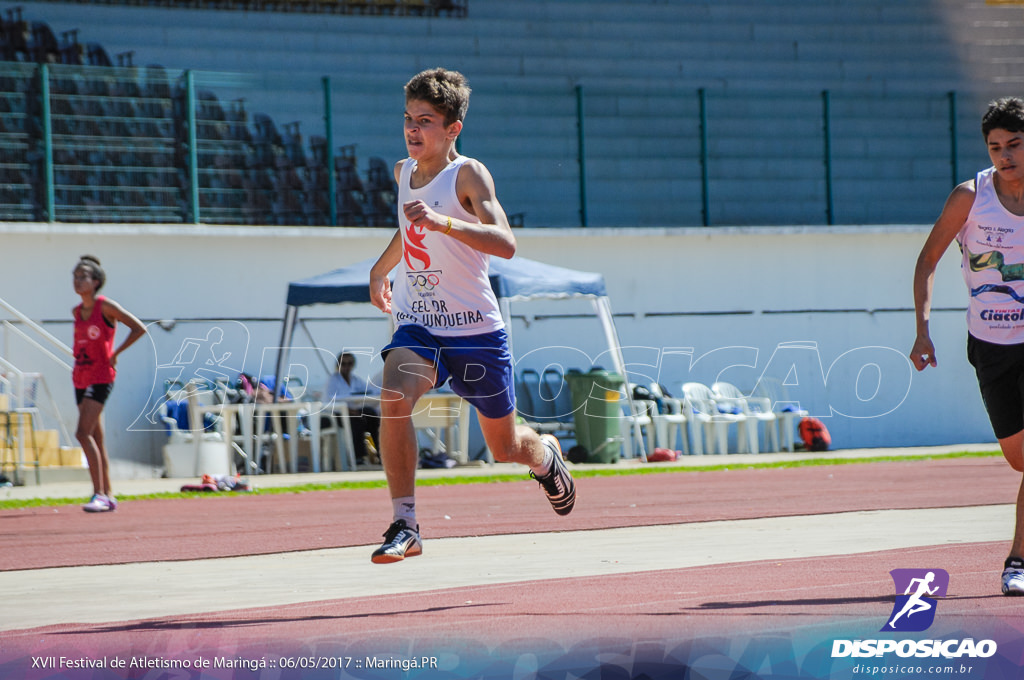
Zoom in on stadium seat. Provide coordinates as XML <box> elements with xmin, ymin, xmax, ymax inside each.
<box><xmin>516</xmin><ymin>368</ymin><xmax>564</xmax><ymax>436</ymax></box>
<box><xmin>539</xmin><ymin>367</ymin><xmax>576</xmax><ymax>437</ymax></box>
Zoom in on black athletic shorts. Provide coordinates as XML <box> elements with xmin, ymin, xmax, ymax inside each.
<box><xmin>75</xmin><ymin>383</ymin><xmax>114</xmax><ymax>406</ymax></box>
<box><xmin>967</xmin><ymin>334</ymin><xmax>1024</xmax><ymax>439</ymax></box>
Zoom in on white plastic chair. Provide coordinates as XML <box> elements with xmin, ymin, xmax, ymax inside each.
<box><xmin>682</xmin><ymin>382</ymin><xmax>747</xmax><ymax>455</ymax></box>
<box><xmin>648</xmin><ymin>383</ymin><xmax>692</xmax><ymax>455</ymax></box>
<box><xmin>712</xmin><ymin>381</ymin><xmax>779</xmax><ymax>454</ymax></box>
<box><xmin>621</xmin><ymin>384</ymin><xmax>656</xmax><ymax>459</ymax></box>
<box><xmin>159</xmin><ymin>380</ymin><xmax>224</xmax><ymax>445</ymax></box>
<box><xmin>753</xmin><ymin>378</ymin><xmax>809</xmax><ymax>452</ymax></box>
<box><xmin>160</xmin><ymin>380</ymin><xmax>235</xmax><ymax>477</ymax></box>
<box><xmin>321</xmin><ymin>399</ymin><xmax>359</xmax><ymax>472</ymax></box>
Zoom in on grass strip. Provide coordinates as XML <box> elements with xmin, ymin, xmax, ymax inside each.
<box><xmin>0</xmin><ymin>449</ymin><xmax>1000</xmax><ymax>511</ymax></box>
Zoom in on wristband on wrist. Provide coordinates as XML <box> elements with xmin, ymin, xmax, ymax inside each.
<box><xmin>444</xmin><ymin>216</ymin><xmax>453</xmax><ymax>235</ymax></box>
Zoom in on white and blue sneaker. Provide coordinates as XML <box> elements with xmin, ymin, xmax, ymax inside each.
<box><xmin>1002</xmin><ymin>557</ymin><xmax>1024</xmax><ymax>596</ymax></box>
<box><xmin>530</xmin><ymin>434</ymin><xmax>576</xmax><ymax>516</ymax></box>
<box><xmin>82</xmin><ymin>494</ymin><xmax>114</xmax><ymax>513</ymax></box>
<box><xmin>371</xmin><ymin>519</ymin><xmax>422</xmax><ymax>564</ymax></box>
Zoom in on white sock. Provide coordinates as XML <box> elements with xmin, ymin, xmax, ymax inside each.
<box><xmin>530</xmin><ymin>445</ymin><xmax>554</xmax><ymax>477</ymax></box>
<box><xmin>392</xmin><ymin>496</ymin><xmax>417</xmax><ymax>528</ymax></box>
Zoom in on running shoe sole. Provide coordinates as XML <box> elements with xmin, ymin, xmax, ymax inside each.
<box><xmin>370</xmin><ymin>520</ymin><xmax>423</xmax><ymax>564</ymax></box>
<box><xmin>371</xmin><ymin>544</ymin><xmax>423</xmax><ymax>564</ymax></box>
<box><xmin>82</xmin><ymin>498</ymin><xmax>110</xmax><ymax>513</ymax></box>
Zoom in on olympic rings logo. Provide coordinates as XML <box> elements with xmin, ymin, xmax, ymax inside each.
<box><xmin>409</xmin><ymin>271</ymin><xmax>441</xmax><ymax>291</ymax></box>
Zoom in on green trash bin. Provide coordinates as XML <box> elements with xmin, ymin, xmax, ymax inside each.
<box><xmin>565</xmin><ymin>368</ymin><xmax>625</xmax><ymax>463</ymax></box>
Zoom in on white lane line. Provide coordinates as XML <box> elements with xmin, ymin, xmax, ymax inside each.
<box><xmin>0</xmin><ymin>505</ymin><xmax>1010</xmax><ymax>632</ymax></box>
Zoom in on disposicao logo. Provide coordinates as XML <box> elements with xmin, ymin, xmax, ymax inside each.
<box><xmin>883</xmin><ymin>568</ymin><xmax>948</xmax><ymax>632</ymax></box>
<box><xmin>831</xmin><ymin>568</ymin><xmax>998</xmax><ymax>660</ymax></box>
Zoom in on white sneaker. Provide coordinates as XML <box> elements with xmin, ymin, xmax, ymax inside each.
<box><xmin>1002</xmin><ymin>558</ymin><xmax>1024</xmax><ymax>596</ymax></box>
<box><xmin>82</xmin><ymin>494</ymin><xmax>111</xmax><ymax>513</ymax></box>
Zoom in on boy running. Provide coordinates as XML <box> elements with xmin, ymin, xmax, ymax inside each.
<box><xmin>367</xmin><ymin>68</ymin><xmax>575</xmax><ymax>563</ymax></box>
<box><xmin>911</xmin><ymin>97</ymin><xmax>1024</xmax><ymax>595</ymax></box>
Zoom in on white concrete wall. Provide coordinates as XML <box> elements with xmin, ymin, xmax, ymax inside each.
<box><xmin>0</xmin><ymin>222</ymin><xmax>991</xmax><ymax>476</ymax></box>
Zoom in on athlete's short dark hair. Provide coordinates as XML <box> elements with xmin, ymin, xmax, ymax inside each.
<box><xmin>404</xmin><ymin>68</ymin><xmax>470</xmax><ymax>127</ymax></box>
<box><xmin>982</xmin><ymin>97</ymin><xmax>1024</xmax><ymax>139</ymax></box>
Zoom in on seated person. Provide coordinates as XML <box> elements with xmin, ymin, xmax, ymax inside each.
<box><xmin>234</xmin><ymin>373</ymin><xmax>284</xmax><ymax>404</ymax></box>
<box><xmin>322</xmin><ymin>352</ymin><xmax>380</xmax><ymax>465</ymax></box>
<box><xmin>244</xmin><ymin>373</ymin><xmax>301</xmax><ymax>433</ymax></box>
<box><xmin>233</xmin><ymin>372</ymin><xmax>298</xmax><ymax>472</ymax></box>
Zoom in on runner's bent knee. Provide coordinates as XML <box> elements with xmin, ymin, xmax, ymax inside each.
<box><xmin>998</xmin><ymin>432</ymin><xmax>1024</xmax><ymax>472</ymax></box>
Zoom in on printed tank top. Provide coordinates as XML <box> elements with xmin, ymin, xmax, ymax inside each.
<box><xmin>957</xmin><ymin>166</ymin><xmax>1024</xmax><ymax>344</ymax></box>
<box><xmin>72</xmin><ymin>295</ymin><xmax>117</xmax><ymax>388</ymax></box>
<box><xmin>392</xmin><ymin>155</ymin><xmax>504</xmax><ymax>336</ymax></box>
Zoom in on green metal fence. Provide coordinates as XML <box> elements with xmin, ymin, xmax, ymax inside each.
<box><xmin>0</xmin><ymin>62</ymin><xmax>398</xmax><ymax>227</ymax></box>
<box><xmin>0</xmin><ymin>62</ymin><xmax>36</xmax><ymax>222</ymax></box>
<box><xmin>49</xmin><ymin>63</ymin><xmax>180</xmax><ymax>223</ymax></box>
<box><xmin>0</xmin><ymin>60</ymin><xmax>987</xmax><ymax>228</ymax></box>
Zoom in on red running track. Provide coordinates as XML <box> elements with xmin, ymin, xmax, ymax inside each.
<box><xmin>3</xmin><ymin>456</ymin><xmax>1024</xmax><ymax>675</ymax></box>
<box><xmin>0</xmin><ymin>457</ymin><xmax>1015</xmax><ymax>571</ymax></box>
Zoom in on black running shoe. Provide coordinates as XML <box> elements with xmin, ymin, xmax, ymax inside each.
<box><xmin>531</xmin><ymin>434</ymin><xmax>576</xmax><ymax>516</ymax></box>
<box><xmin>370</xmin><ymin>519</ymin><xmax>423</xmax><ymax>564</ymax></box>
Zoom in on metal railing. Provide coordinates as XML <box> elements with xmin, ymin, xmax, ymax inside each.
<box><xmin>1</xmin><ymin>62</ymin><xmax>400</xmax><ymax>227</ymax></box>
<box><xmin>0</xmin><ymin>296</ymin><xmax>76</xmax><ymax>464</ymax></box>
<box><xmin>0</xmin><ymin>60</ymin><xmax>989</xmax><ymax>228</ymax></box>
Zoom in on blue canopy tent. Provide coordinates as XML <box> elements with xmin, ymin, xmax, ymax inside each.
<box><xmin>282</xmin><ymin>255</ymin><xmax>607</xmax><ymax>307</ymax></box>
<box><xmin>273</xmin><ymin>255</ymin><xmax>646</xmax><ymax>459</ymax></box>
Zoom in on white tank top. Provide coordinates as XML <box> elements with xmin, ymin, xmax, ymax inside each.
<box><xmin>957</xmin><ymin>166</ymin><xmax>1024</xmax><ymax>344</ymax></box>
<box><xmin>392</xmin><ymin>155</ymin><xmax>504</xmax><ymax>336</ymax></box>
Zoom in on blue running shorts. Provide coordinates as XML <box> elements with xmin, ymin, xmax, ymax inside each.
<box><xmin>381</xmin><ymin>324</ymin><xmax>515</xmax><ymax>419</ymax></box>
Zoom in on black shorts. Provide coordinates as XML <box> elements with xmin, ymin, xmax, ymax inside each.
<box><xmin>967</xmin><ymin>334</ymin><xmax>1024</xmax><ymax>439</ymax></box>
<box><xmin>75</xmin><ymin>383</ymin><xmax>114</xmax><ymax>406</ymax></box>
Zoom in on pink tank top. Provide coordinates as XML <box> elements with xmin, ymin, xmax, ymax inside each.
<box><xmin>72</xmin><ymin>296</ymin><xmax>117</xmax><ymax>388</ymax></box>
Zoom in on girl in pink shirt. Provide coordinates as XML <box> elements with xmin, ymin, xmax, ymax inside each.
<box><xmin>72</xmin><ymin>255</ymin><xmax>146</xmax><ymax>513</ymax></box>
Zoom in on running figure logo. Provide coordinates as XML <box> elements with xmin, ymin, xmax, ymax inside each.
<box><xmin>882</xmin><ymin>568</ymin><xmax>949</xmax><ymax>632</ymax></box>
